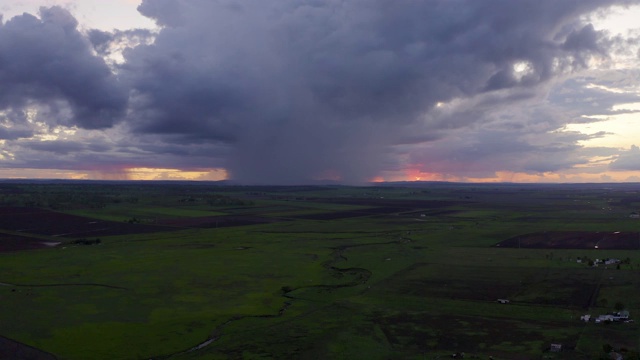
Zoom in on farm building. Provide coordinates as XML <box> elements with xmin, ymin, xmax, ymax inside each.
<box><xmin>594</xmin><ymin>311</ymin><xmax>630</xmax><ymax>323</ymax></box>
<box><xmin>595</xmin><ymin>315</ymin><xmax>614</xmax><ymax>323</ymax></box>
<box><xmin>550</xmin><ymin>344</ymin><xmax>562</xmax><ymax>352</ymax></box>
<box><xmin>496</xmin><ymin>299</ymin><xmax>510</xmax><ymax>304</ymax></box>
<box><xmin>589</xmin><ymin>258</ymin><xmax>620</xmax><ymax>266</ymax></box>
<box><xmin>614</xmin><ymin>310</ymin><xmax>630</xmax><ymax>320</ymax></box>
<box><xmin>610</xmin><ymin>352</ymin><xmax>623</xmax><ymax>360</ymax></box>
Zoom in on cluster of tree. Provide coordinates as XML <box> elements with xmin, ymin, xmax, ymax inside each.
<box><xmin>72</xmin><ymin>238</ymin><xmax>101</xmax><ymax>245</ymax></box>
<box><xmin>0</xmin><ymin>183</ymin><xmax>265</xmax><ymax>211</ymax></box>
<box><xmin>597</xmin><ymin>298</ymin><xmax>626</xmax><ymax>311</ymax></box>
<box><xmin>176</xmin><ymin>193</ymin><xmax>254</xmax><ymax>206</ymax></box>
<box><xmin>204</xmin><ymin>194</ymin><xmax>253</xmax><ymax>206</ymax></box>
<box><xmin>602</xmin><ymin>343</ymin><xmax>640</xmax><ymax>359</ymax></box>
<box><xmin>577</xmin><ymin>256</ymin><xmax>631</xmax><ymax>267</ymax></box>
<box><xmin>0</xmin><ymin>184</ymin><xmax>139</xmax><ymax>210</ymax></box>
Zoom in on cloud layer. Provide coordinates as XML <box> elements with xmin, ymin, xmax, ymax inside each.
<box><xmin>1</xmin><ymin>1</ymin><xmax>640</xmax><ymax>183</ymax></box>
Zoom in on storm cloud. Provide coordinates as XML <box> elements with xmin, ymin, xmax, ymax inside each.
<box><xmin>1</xmin><ymin>1</ymin><xmax>639</xmax><ymax>183</ymax></box>
<box><xmin>0</xmin><ymin>6</ymin><xmax>128</xmax><ymax>129</ymax></box>
<box><xmin>119</xmin><ymin>0</ymin><xmax>635</xmax><ymax>183</ymax></box>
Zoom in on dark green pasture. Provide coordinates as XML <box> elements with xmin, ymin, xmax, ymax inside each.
<box><xmin>1</xmin><ymin>182</ymin><xmax>640</xmax><ymax>359</ymax></box>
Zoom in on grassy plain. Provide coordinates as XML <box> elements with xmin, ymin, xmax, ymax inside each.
<box><xmin>1</xmin><ymin>181</ymin><xmax>640</xmax><ymax>359</ymax></box>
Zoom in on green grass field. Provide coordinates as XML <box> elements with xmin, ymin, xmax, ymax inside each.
<box><xmin>1</xmin><ymin>182</ymin><xmax>639</xmax><ymax>359</ymax></box>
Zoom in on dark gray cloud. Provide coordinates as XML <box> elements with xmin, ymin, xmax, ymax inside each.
<box><xmin>610</xmin><ymin>145</ymin><xmax>640</xmax><ymax>171</ymax></box>
<box><xmin>20</xmin><ymin>139</ymin><xmax>111</xmax><ymax>155</ymax></box>
<box><xmin>88</xmin><ymin>28</ymin><xmax>154</xmax><ymax>59</ymax></box>
<box><xmin>404</xmin><ymin>126</ymin><xmax>597</xmax><ymax>179</ymax></box>
<box><xmin>562</xmin><ymin>24</ymin><xmax>608</xmax><ymax>55</ymax></box>
<box><xmin>0</xmin><ymin>127</ymin><xmax>32</xmax><ymax>140</ymax></box>
<box><xmin>548</xmin><ymin>74</ymin><xmax>640</xmax><ymax>118</ymax></box>
<box><xmin>116</xmin><ymin>0</ymin><xmax>635</xmax><ymax>183</ymax></box>
<box><xmin>0</xmin><ymin>108</ymin><xmax>33</xmax><ymax>140</ymax></box>
<box><xmin>0</xmin><ymin>6</ymin><xmax>127</xmax><ymax>129</ymax></box>
<box><xmin>1</xmin><ymin>1</ymin><xmax>638</xmax><ymax>182</ymax></box>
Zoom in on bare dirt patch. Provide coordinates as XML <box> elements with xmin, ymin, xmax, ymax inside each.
<box><xmin>0</xmin><ymin>207</ymin><xmax>175</xmax><ymax>238</ymax></box>
<box><xmin>292</xmin><ymin>199</ymin><xmax>463</xmax><ymax>220</ymax></box>
<box><xmin>293</xmin><ymin>207</ymin><xmax>408</xmax><ymax>220</ymax></box>
<box><xmin>0</xmin><ymin>336</ymin><xmax>57</xmax><ymax>360</ymax></box>
<box><xmin>156</xmin><ymin>215</ymin><xmax>282</xmax><ymax>228</ymax></box>
<box><xmin>315</xmin><ymin>199</ymin><xmax>463</xmax><ymax>208</ymax></box>
<box><xmin>0</xmin><ymin>233</ymin><xmax>58</xmax><ymax>252</ymax></box>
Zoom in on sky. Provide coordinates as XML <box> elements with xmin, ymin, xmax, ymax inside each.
<box><xmin>1</xmin><ymin>0</ymin><xmax>640</xmax><ymax>184</ymax></box>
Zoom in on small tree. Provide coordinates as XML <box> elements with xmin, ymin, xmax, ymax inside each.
<box><xmin>615</xmin><ymin>302</ymin><xmax>625</xmax><ymax>311</ymax></box>
<box><xmin>599</xmin><ymin>298</ymin><xmax>608</xmax><ymax>308</ymax></box>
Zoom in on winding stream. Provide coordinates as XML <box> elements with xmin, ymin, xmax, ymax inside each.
<box><xmin>151</xmin><ymin>239</ymin><xmax>402</xmax><ymax>359</ymax></box>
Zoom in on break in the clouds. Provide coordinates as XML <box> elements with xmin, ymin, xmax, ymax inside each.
<box><xmin>1</xmin><ymin>0</ymin><xmax>640</xmax><ymax>183</ymax></box>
